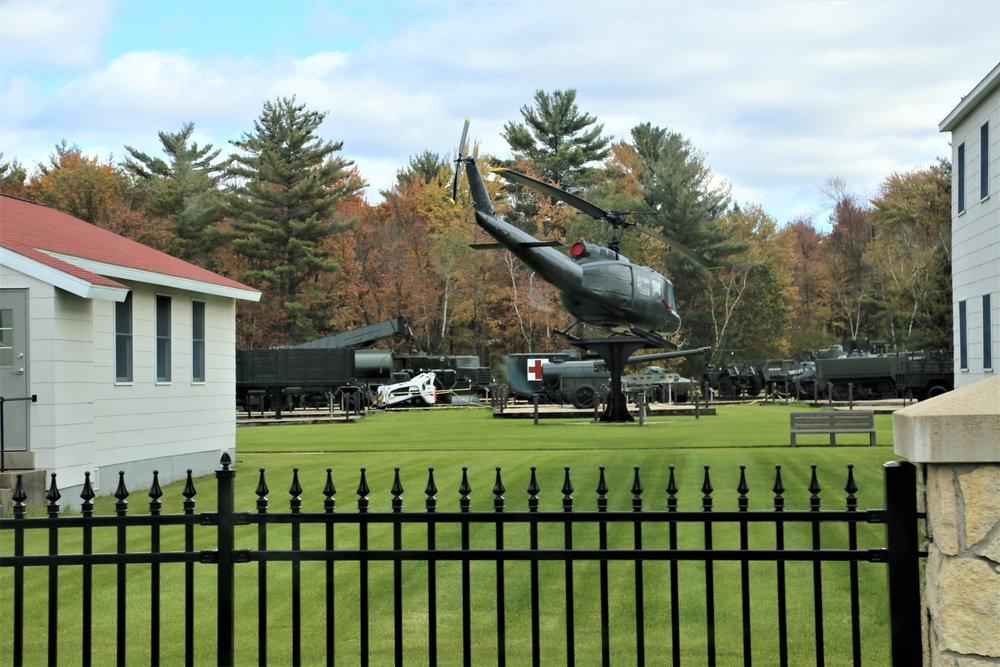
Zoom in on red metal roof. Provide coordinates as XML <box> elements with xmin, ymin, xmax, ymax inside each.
<box><xmin>0</xmin><ymin>195</ymin><xmax>257</xmax><ymax>295</ymax></box>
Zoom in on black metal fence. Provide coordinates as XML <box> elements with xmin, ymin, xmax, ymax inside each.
<box><xmin>1</xmin><ymin>457</ymin><xmax>923</xmax><ymax>666</ymax></box>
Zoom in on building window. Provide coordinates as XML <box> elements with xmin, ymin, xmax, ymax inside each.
<box><xmin>982</xmin><ymin>122</ymin><xmax>990</xmax><ymax>200</ymax></box>
<box><xmin>115</xmin><ymin>292</ymin><xmax>133</xmax><ymax>382</ymax></box>
<box><xmin>192</xmin><ymin>301</ymin><xmax>206</xmax><ymax>382</ymax></box>
<box><xmin>985</xmin><ymin>294</ymin><xmax>993</xmax><ymax>371</ymax></box>
<box><xmin>957</xmin><ymin>143</ymin><xmax>966</xmax><ymax>213</ymax></box>
<box><xmin>156</xmin><ymin>295</ymin><xmax>171</xmax><ymax>382</ymax></box>
<box><xmin>959</xmin><ymin>300</ymin><xmax>968</xmax><ymax>370</ymax></box>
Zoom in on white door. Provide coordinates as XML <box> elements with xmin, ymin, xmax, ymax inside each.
<box><xmin>1</xmin><ymin>289</ymin><xmax>30</xmax><ymax>460</ymax></box>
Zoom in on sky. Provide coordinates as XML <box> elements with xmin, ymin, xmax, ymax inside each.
<box><xmin>2</xmin><ymin>0</ymin><xmax>998</xmax><ymax>228</ymax></box>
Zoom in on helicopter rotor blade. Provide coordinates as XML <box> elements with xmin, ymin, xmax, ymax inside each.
<box><xmin>491</xmin><ymin>167</ymin><xmax>609</xmax><ymax>221</ymax></box>
<box><xmin>451</xmin><ymin>118</ymin><xmax>471</xmax><ymax>201</ymax></box>
<box><xmin>493</xmin><ymin>166</ymin><xmax>717</xmax><ymax>268</ymax></box>
<box><xmin>632</xmin><ymin>223</ymin><xmax>716</xmax><ymax>269</ymax></box>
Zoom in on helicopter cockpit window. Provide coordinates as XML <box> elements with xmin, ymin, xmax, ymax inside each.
<box><xmin>636</xmin><ymin>274</ymin><xmax>652</xmax><ymax>297</ymax></box>
<box><xmin>651</xmin><ymin>278</ymin><xmax>664</xmax><ymax>299</ymax></box>
<box><xmin>666</xmin><ymin>281</ymin><xmax>676</xmax><ymax>308</ymax></box>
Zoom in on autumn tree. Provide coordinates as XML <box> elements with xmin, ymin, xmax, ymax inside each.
<box><xmin>866</xmin><ymin>161</ymin><xmax>952</xmax><ymax>354</ymax></box>
<box><xmin>226</xmin><ymin>96</ymin><xmax>364</xmax><ymax>345</ymax></box>
<box><xmin>123</xmin><ymin>122</ymin><xmax>228</xmax><ymax>268</ymax></box>
<box><xmin>702</xmin><ymin>204</ymin><xmax>792</xmax><ymax>361</ymax></box>
<box><xmin>823</xmin><ymin>177</ymin><xmax>875</xmax><ymax>340</ymax></box>
<box><xmin>773</xmin><ymin>218</ymin><xmax>838</xmax><ymax>353</ymax></box>
<box><xmin>29</xmin><ymin>141</ymin><xmax>127</xmax><ymax>225</ymax></box>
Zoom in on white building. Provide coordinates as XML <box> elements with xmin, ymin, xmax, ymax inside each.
<box><xmin>0</xmin><ymin>195</ymin><xmax>260</xmax><ymax>505</ymax></box>
<box><xmin>939</xmin><ymin>63</ymin><xmax>1000</xmax><ymax>390</ymax></box>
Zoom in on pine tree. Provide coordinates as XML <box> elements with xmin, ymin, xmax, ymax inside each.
<box><xmin>226</xmin><ymin>96</ymin><xmax>364</xmax><ymax>343</ymax></box>
<box><xmin>502</xmin><ymin>89</ymin><xmax>612</xmax><ymax>188</ymax></box>
<box><xmin>629</xmin><ymin>123</ymin><xmax>737</xmax><ymax>348</ymax></box>
<box><xmin>0</xmin><ymin>153</ymin><xmax>28</xmax><ymax>198</ymax></box>
<box><xmin>124</xmin><ymin>122</ymin><xmax>227</xmax><ymax>267</ymax></box>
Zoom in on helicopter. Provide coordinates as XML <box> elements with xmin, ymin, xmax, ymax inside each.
<box><xmin>451</xmin><ymin>119</ymin><xmax>713</xmax><ymax>349</ymax></box>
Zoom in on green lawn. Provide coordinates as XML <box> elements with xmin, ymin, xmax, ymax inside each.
<box><xmin>2</xmin><ymin>404</ymin><xmax>907</xmax><ymax>666</ymax></box>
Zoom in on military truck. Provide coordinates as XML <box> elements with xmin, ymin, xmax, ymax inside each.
<box><xmin>702</xmin><ymin>351</ymin><xmax>761</xmax><ymax>398</ymax></box>
<box><xmin>238</xmin><ymin>318</ymin><xmax>494</xmax><ymax>412</ymax></box>
<box><xmin>236</xmin><ymin>347</ymin><xmax>356</xmax><ymax>416</ymax></box>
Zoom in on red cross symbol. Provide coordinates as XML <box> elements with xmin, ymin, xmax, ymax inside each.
<box><xmin>527</xmin><ymin>358</ymin><xmax>545</xmax><ymax>382</ymax></box>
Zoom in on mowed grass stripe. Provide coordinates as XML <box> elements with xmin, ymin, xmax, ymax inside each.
<box><xmin>2</xmin><ymin>404</ymin><xmax>904</xmax><ymax>665</ymax></box>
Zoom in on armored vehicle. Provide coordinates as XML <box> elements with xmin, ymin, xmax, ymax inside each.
<box><xmin>795</xmin><ymin>339</ymin><xmax>953</xmax><ymax>401</ymax></box>
<box><xmin>702</xmin><ymin>351</ymin><xmax>761</xmax><ymax>398</ymax></box>
<box><xmin>622</xmin><ymin>366</ymin><xmax>693</xmax><ymax>402</ymax></box>
<box><xmin>755</xmin><ymin>358</ymin><xmax>797</xmax><ymax>388</ymax></box>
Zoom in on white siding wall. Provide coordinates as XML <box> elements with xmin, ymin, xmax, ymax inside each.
<box><xmin>951</xmin><ymin>91</ymin><xmax>1000</xmax><ymax>388</ymax></box>
<box><xmin>1</xmin><ymin>265</ymin><xmax>238</xmax><ymax>502</ymax></box>
<box><xmin>90</xmin><ymin>282</ymin><xmax>236</xmax><ymax>494</ymax></box>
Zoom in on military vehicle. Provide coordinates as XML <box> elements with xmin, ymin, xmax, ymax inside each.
<box><xmin>237</xmin><ymin>318</ymin><xmax>493</xmax><ymax>413</ymax></box>
<box><xmin>755</xmin><ymin>358</ymin><xmax>797</xmax><ymax>390</ymax></box>
<box><xmin>622</xmin><ymin>366</ymin><xmax>693</xmax><ymax>402</ymax></box>
<box><xmin>236</xmin><ymin>347</ymin><xmax>355</xmax><ymax>417</ymax></box>
<box><xmin>701</xmin><ymin>351</ymin><xmax>761</xmax><ymax>398</ymax></box>
<box><xmin>507</xmin><ymin>347</ymin><xmax>709</xmax><ymax>408</ymax></box>
<box><xmin>792</xmin><ymin>339</ymin><xmax>953</xmax><ymax>401</ymax></box>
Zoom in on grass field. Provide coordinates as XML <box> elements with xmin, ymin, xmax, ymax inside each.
<box><xmin>2</xmin><ymin>404</ymin><xmax>907</xmax><ymax>666</ymax></box>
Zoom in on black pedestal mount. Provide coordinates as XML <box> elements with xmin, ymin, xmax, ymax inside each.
<box><xmin>566</xmin><ymin>337</ymin><xmax>655</xmax><ymax>423</ymax></box>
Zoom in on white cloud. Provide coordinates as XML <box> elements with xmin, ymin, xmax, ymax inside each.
<box><xmin>1</xmin><ymin>0</ymin><xmax>997</xmax><ymax>224</ymax></box>
<box><xmin>0</xmin><ymin>0</ymin><xmax>116</xmax><ymax>70</ymax></box>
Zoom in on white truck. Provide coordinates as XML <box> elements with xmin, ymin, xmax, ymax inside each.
<box><xmin>376</xmin><ymin>372</ymin><xmax>438</xmax><ymax>408</ymax></box>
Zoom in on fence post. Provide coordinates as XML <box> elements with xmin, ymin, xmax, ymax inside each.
<box><xmin>216</xmin><ymin>453</ymin><xmax>237</xmax><ymax>667</ymax></box>
<box><xmin>883</xmin><ymin>460</ymin><xmax>922</xmax><ymax>666</ymax></box>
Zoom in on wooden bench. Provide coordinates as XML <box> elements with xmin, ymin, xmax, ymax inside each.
<box><xmin>790</xmin><ymin>410</ymin><xmax>876</xmax><ymax>447</ymax></box>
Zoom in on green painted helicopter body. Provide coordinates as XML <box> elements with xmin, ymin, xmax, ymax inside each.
<box><xmin>455</xmin><ymin>121</ymin><xmax>697</xmax><ymax>346</ymax></box>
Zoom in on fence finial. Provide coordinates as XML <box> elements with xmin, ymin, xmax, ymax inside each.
<box><xmin>357</xmin><ymin>468</ymin><xmax>370</xmax><ymax>512</ymax></box>
<box><xmin>809</xmin><ymin>464</ymin><xmax>822</xmax><ymax>510</ymax></box>
<box><xmin>81</xmin><ymin>471</ymin><xmax>95</xmax><ymax>516</ymax></box>
<box><xmin>459</xmin><ymin>467</ymin><xmax>472</xmax><ymax>512</ymax></box>
<box><xmin>737</xmin><ymin>465</ymin><xmax>749</xmax><ymax>510</ymax></box>
<box><xmin>596</xmin><ymin>466</ymin><xmax>608</xmax><ymax>511</ymax></box>
<box><xmin>392</xmin><ymin>468</ymin><xmax>404</xmax><ymax>512</ymax></box>
<box><xmin>493</xmin><ymin>467</ymin><xmax>506</xmax><ymax>512</ymax></box>
<box><xmin>562</xmin><ymin>466</ymin><xmax>574</xmax><ymax>512</ymax></box>
<box><xmin>425</xmin><ymin>467</ymin><xmax>438</xmax><ymax>512</ymax></box>
<box><xmin>631</xmin><ymin>466</ymin><xmax>643</xmax><ymax>512</ymax></box>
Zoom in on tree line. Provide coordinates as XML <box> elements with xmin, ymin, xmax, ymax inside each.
<box><xmin>0</xmin><ymin>90</ymin><xmax>952</xmax><ymax>378</ymax></box>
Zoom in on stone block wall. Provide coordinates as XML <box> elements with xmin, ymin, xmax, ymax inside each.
<box><xmin>895</xmin><ymin>375</ymin><xmax>1000</xmax><ymax>666</ymax></box>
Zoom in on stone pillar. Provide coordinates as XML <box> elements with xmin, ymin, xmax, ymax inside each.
<box><xmin>894</xmin><ymin>374</ymin><xmax>1000</xmax><ymax>666</ymax></box>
